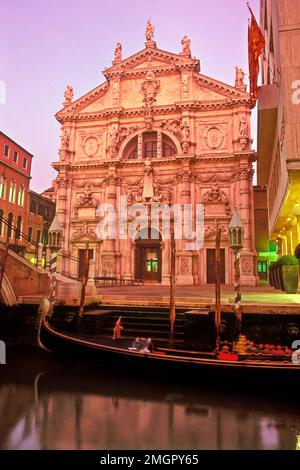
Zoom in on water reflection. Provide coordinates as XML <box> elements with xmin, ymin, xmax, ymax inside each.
<box><xmin>0</xmin><ymin>351</ymin><xmax>300</xmax><ymax>450</ymax></box>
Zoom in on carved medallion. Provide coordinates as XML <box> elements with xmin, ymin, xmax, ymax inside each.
<box><xmin>203</xmin><ymin>126</ymin><xmax>225</xmax><ymax>150</ymax></box>
<box><xmin>83</xmin><ymin>136</ymin><xmax>99</xmax><ymax>157</ymax></box>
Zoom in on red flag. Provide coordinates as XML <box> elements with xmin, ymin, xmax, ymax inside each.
<box><xmin>248</xmin><ymin>3</ymin><xmax>265</xmax><ymax>101</ymax></box>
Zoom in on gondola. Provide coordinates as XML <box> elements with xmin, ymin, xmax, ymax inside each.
<box><xmin>40</xmin><ymin>316</ymin><xmax>300</xmax><ymax>382</ymax></box>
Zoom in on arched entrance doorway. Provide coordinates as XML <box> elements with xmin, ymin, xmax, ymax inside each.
<box><xmin>134</xmin><ymin>228</ymin><xmax>162</xmax><ymax>283</ymax></box>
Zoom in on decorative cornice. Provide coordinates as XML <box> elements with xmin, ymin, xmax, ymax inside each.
<box><xmin>103</xmin><ymin>47</ymin><xmax>200</xmax><ymax>80</ymax></box>
<box><xmin>56</xmin><ymin>82</ymin><xmax>109</xmax><ymax>121</ymax></box>
<box><xmin>56</xmin><ymin>98</ymin><xmax>252</xmax><ymax>123</ymax></box>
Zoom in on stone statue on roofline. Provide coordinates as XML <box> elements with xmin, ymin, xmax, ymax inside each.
<box><xmin>63</xmin><ymin>85</ymin><xmax>74</xmax><ymax>106</ymax></box>
<box><xmin>145</xmin><ymin>20</ymin><xmax>154</xmax><ymax>42</ymax></box>
<box><xmin>235</xmin><ymin>66</ymin><xmax>247</xmax><ymax>91</ymax></box>
<box><xmin>114</xmin><ymin>42</ymin><xmax>122</xmax><ymax>62</ymax></box>
<box><xmin>181</xmin><ymin>35</ymin><xmax>191</xmax><ymax>56</ymax></box>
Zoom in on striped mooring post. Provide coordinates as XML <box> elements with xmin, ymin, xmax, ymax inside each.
<box><xmin>49</xmin><ymin>252</ymin><xmax>58</xmax><ymax>312</ymax></box>
<box><xmin>233</xmin><ymin>250</ymin><xmax>242</xmax><ymax>336</ymax></box>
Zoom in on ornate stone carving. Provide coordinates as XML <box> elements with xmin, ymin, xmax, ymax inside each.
<box><xmin>203</xmin><ymin>125</ymin><xmax>225</xmax><ymax>150</ymax></box>
<box><xmin>63</xmin><ymin>85</ymin><xmax>73</xmax><ymax>106</ymax></box>
<box><xmin>205</xmin><ymin>224</ymin><xmax>229</xmax><ymax>239</ymax></box>
<box><xmin>238</xmin><ymin>167</ymin><xmax>254</xmax><ymax>181</ymax></box>
<box><xmin>235</xmin><ymin>67</ymin><xmax>247</xmax><ymax>91</ymax></box>
<box><xmin>55</xmin><ymin>176</ymin><xmax>68</xmax><ymax>188</ymax></box>
<box><xmin>202</xmin><ymin>185</ymin><xmax>230</xmax><ymax>215</ymax></box>
<box><xmin>127</xmin><ymin>189</ymin><xmax>143</xmax><ymax>204</ymax></box>
<box><xmin>125</xmin><ymin>177</ymin><xmax>143</xmax><ymax>187</ymax></box>
<box><xmin>102</xmin><ymin>256</ymin><xmax>115</xmax><ymax>274</ymax></box>
<box><xmin>155</xmin><ymin>175</ymin><xmax>176</xmax><ymax>185</ymax></box>
<box><xmin>112</xmin><ymin>80</ymin><xmax>119</xmax><ymax>107</ymax></box>
<box><xmin>108</xmin><ymin>124</ymin><xmax>139</xmax><ymax>157</ymax></box>
<box><xmin>180</xmin><ymin>122</ymin><xmax>191</xmax><ymax>154</ymax></box>
<box><xmin>141</xmin><ymin>70</ymin><xmax>160</xmax><ymax>114</ymax></box>
<box><xmin>197</xmin><ymin>173</ymin><xmax>233</xmax><ymax>184</ymax></box>
<box><xmin>114</xmin><ymin>42</ymin><xmax>122</xmax><ymax>62</ymax></box>
<box><xmin>180</xmin><ymin>257</ymin><xmax>190</xmax><ymax>275</ymax></box>
<box><xmin>82</xmin><ymin>135</ymin><xmax>100</xmax><ymax>158</ymax></box>
<box><xmin>181</xmin><ymin>36</ymin><xmax>191</xmax><ymax>56</ymax></box>
<box><xmin>76</xmin><ymin>190</ymin><xmax>98</xmax><ymax>208</ymax></box>
<box><xmin>182</xmin><ymin>72</ymin><xmax>189</xmax><ymax>99</ymax></box>
<box><xmin>157</xmin><ymin>189</ymin><xmax>173</xmax><ymax>203</ymax></box>
<box><xmin>61</xmin><ymin>130</ymin><xmax>69</xmax><ymax>149</ymax></box>
<box><xmin>73</xmin><ymin>179</ymin><xmax>105</xmax><ymax>189</ymax></box>
<box><xmin>160</xmin><ymin>119</ymin><xmax>181</xmax><ymax>140</ymax></box>
<box><xmin>71</xmin><ymin>222</ymin><xmax>97</xmax><ymax>241</ymax></box>
<box><xmin>242</xmin><ymin>257</ymin><xmax>253</xmax><ymax>275</ymax></box>
<box><xmin>177</xmin><ymin>170</ymin><xmax>191</xmax><ymax>183</ymax></box>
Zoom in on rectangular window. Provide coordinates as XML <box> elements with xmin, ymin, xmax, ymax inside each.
<box><xmin>13</xmin><ymin>151</ymin><xmax>18</xmax><ymax>163</ymax></box>
<box><xmin>36</xmin><ymin>229</ymin><xmax>41</xmax><ymax>244</ymax></box>
<box><xmin>28</xmin><ymin>227</ymin><xmax>33</xmax><ymax>242</ymax></box>
<box><xmin>0</xmin><ymin>181</ymin><xmax>5</xmax><ymax>199</ymax></box>
<box><xmin>30</xmin><ymin>200</ymin><xmax>37</xmax><ymax>213</ymax></box>
<box><xmin>4</xmin><ymin>144</ymin><xmax>9</xmax><ymax>157</ymax></box>
<box><xmin>38</xmin><ymin>205</ymin><xmax>44</xmax><ymax>217</ymax></box>
<box><xmin>23</xmin><ymin>157</ymin><xmax>27</xmax><ymax>169</ymax></box>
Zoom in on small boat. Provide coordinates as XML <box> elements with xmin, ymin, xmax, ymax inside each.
<box><xmin>40</xmin><ymin>316</ymin><xmax>300</xmax><ymax>382</ymax></box>
<box><xmin>39</xmin><ymin>234</ymin><xmax>300</xmax><ymax>382</ymax></box>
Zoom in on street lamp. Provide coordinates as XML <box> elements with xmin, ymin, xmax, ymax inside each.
<box><xmin>229</xmin><ymin>209</ymin><xmax>244</xmax><ymax>337</ymax></box>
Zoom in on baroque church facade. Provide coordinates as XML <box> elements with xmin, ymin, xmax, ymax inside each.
<box><xmin>53</xmin><ymin>23</ymin><xmax>258</xmax><ymax>287</ymax></box>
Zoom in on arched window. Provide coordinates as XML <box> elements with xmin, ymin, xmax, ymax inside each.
<box><xmin>16</xmin><ymin>215</ymin><xmax>22</xmax><ymax>240</ymax></box>
<box><xmin>7</xmin><ymin>212</ymin><xmax>13</xmax><ymax>239</ymax></box>
<box><xmin>123</xmin><ymin>132</ymin><xmax>177</xmax><ymax>160</ymax></box>
<box><xmin>18</xmin><ymin>186</ymin><xmax>25</xmax><ymax>206</ymax></box>
<box><xmin>9</xmin><ymin>181</ymin><xmax>16</xmax><ymax>203</ymax></box>
<box><xmin>0</xmin><ymin>176</ymin><xmax>5</xmax><ymax>199</ymax></box>
<box><xmin>0</xmin><ymin>209</ymin><xmax>4</xmax><ymax>237</ymax></box>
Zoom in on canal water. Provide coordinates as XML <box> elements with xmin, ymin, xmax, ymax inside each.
<box><xmin>0</xmin><ymin>349</ymin><xmax>299</xmax><ymax>450</ymax></box>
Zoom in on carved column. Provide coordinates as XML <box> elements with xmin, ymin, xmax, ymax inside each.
<box><xmin>239</xmin><ymin>163</ymin><xmax>257</xmax><ymax>286</ymax></box>
<box><xmin>138</xmin><ymin>132</ymin><xmax>143</xmax><ymax>159</ymax></box>
<box><xmin>157</xmin><ymin>130</ymin><xmax>162</xmax><ymax>159</ymax></box>
<box><xmin>55</xmin><ymin>173</ymin><xmax>69</xmax><ymax>275</ymax></box>
<box><xmin>176</xmin><ymin>169</ymin><xmax>194</xmax><ymax>285</ymax></box>
<box><xmin>102</xmin><ymin>172</ymin><xmax>117</xmax><ymax>276</ymax></box>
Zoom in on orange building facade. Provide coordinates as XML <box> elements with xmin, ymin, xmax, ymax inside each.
<box><xmin>0</xmin><ymin>132</ymin><xmax>33</xmax><ymax>251</ymax></box>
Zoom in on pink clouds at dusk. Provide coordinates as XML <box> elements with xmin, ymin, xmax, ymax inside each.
<box><xmin>1</xmin><ymin>0</ymin><xmax>259</xmax><ymax>192</ymax></box>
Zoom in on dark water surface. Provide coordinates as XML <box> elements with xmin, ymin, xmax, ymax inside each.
<box><xmin>0</xmin><ymin>349</ymin><xmax>299</xmax><ymax>450</ymax></box>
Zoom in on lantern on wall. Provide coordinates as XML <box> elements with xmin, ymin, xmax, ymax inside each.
<box><xmin>229</xmin><ymin>209</ymin><xmax>244</xmax><ymax>253</ymax></box>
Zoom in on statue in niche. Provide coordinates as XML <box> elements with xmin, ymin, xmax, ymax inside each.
<box><xmin>142</xmin><ymin>165</ymin><xmax>154</xmax><ymax>200</ymax></box>
<box><xmin>61</xmin><ymin>130</ymin><xmax>69</xmax><ymax>149</ymax></box>
<box><xmin>239</xmin><ymin>116</ymin><xmax>248</xmax><ymax>137</ymax></box>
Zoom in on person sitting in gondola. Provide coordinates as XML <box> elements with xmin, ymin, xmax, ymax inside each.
<box><xmin>112</xmin><ymin>317</ymin><xmax>123</xmax><ymax>340</ymax></box>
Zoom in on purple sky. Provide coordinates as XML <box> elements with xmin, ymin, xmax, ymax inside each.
<box><xmin>1</xmin><ymin>0</ymin><xmax>259</xmax><ymax>193</ymax></box>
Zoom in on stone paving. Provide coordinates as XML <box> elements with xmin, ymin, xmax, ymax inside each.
<box><xmin>18</xmin><ymin>281</ymin><xmax>300</xmax><ymax>312</ymax></box>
